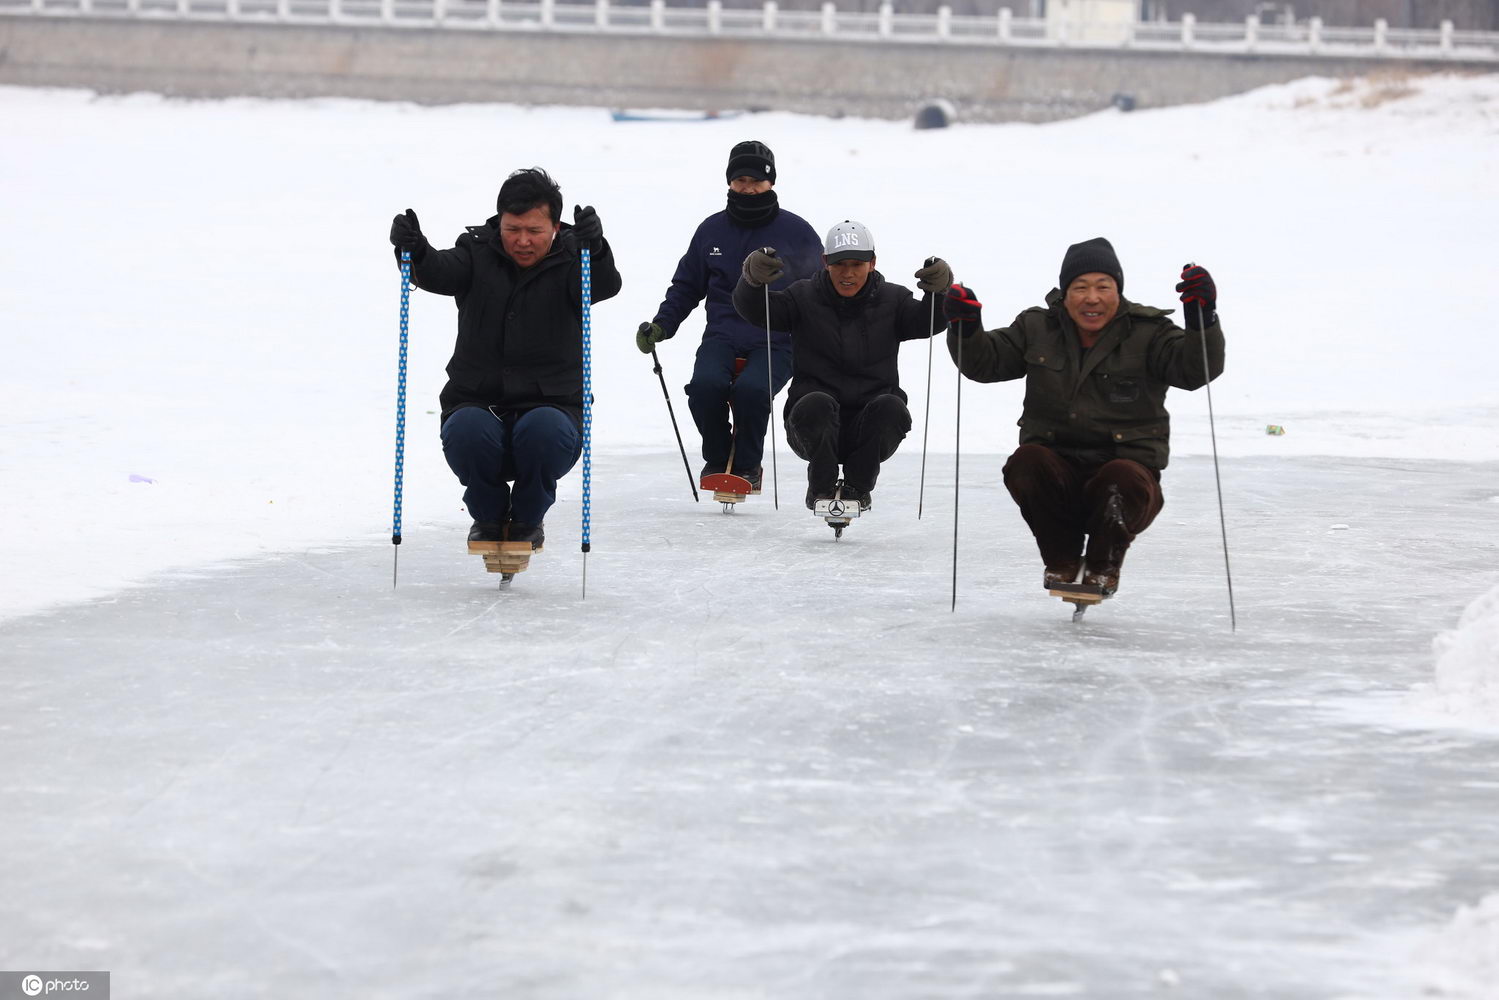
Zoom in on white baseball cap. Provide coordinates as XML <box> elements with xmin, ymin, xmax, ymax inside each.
<box><xmin>823</xmin><ymin>219</ymin><xmax>875</xmax><ymax>263</ymax></box>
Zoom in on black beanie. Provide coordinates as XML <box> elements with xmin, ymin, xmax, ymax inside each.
<box><xmin>1059</xmin><ymin>237</ymin><xmax>1124</xmax><ymax>293</ymax></box>
<box><xmin>726</xmin><ymin>140</ymin><xmax>776</xmax><ymax>185</ymax></box>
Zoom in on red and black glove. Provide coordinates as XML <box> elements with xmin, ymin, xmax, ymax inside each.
<box><xmin>943</xmin><ymin>282</ymin><xmax>983</xmax><ymax>335</ymax></box>
<box><xmin>1175</xmin><ymin>263</ymin><xmax>1217</xmax><ymax>328</ymax></box>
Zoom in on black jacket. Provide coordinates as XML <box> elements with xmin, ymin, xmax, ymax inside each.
<box><xmin>401</xmin><ymin>218</ymin><xmax>622</xmax><ymax>426</ymax></box>
<box><xmin>734</xmin><ymin>269</ymin><xmax>941</xmax><ymax>416</ymax></box>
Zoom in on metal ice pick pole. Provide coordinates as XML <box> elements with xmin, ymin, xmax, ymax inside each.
<box><xmin>1190</xmin><ymin>266</ymin><xmax>1236</xmax><ymax>631</ymax></box>
<box><xmin>392</xmin><ymin>249</ymin><xmax>410</xmax><ymax>587</ymax></box>
<box><xmin>765</xmin><ymin>282</ymin><xmax>779</xmax><ymax>509</ymax></box>
<box><xmin>651</xmin><ymin>347</ymin><xmax>699</xmax><ymax>502</ymax></box>
<box><xmin>581</xmin><ymin>247</ymin><xmax>593</xmax><ymax>599</ymax></box>
<box><xmin>919</xmin><ymin>282</ymin><xmax>936</xmax><ymax>519</ymax></box>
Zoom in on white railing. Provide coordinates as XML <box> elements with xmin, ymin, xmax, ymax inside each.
<box><xmin>3</xmin><ymin>0</ymin><xmax>1495</xmax><ymax>60</ymax></box>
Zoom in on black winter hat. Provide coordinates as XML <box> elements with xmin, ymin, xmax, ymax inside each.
<box><xmin>1059</xmin><ymin>237</ymin><xmax>1124</xmax><ymax>293</ymax></box>
<box><xmin>726</xmin><ymin>140</ymin><xmax>776</xmax><ymax>184</ymax></box>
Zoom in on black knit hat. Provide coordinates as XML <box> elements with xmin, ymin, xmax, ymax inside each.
<box><xmin>1059</xmin><ymin>237</ymin><xmax>1124</xmax><ymax>293</ymax></box>
<box><xmin>726</xmin><ymin>140</ymin><xmax>776</xmax><ymax>184</ymax></box>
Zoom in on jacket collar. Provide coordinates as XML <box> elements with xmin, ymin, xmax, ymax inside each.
<box><xmin>817</xmin><ymin>268</ymin><xmax>884</xmax><ymax>312</ymax></box>
<box><xmin>1047</xmin><ymin>288</ymin><xmax>1136</xmax><ymax>381</ymax></box>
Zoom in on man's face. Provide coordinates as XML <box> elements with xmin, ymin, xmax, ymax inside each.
<box><xmin>499</xmin><ymin>205</ymin><xmax>559</xmax><ymax>268</ymax></box>
<box><xmin>729</xmin><ymin>175</ymin><xmax>773</xmax><ymax>195</ymax></box>
<box><xmin>1064</xmin><ymin>273</ymin><xmax>1121</xmax><ymax>335</ymax></box>
<box><xmin>826</xmin><ymin>256</ymin><xmax>875</xmax><ymax>298</ymax></box>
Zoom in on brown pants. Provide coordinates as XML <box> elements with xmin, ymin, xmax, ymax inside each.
<box><xmin>1001</xmin><ymin>444</ymin><xmax>1164</xmax><ymax>573</ymax></box>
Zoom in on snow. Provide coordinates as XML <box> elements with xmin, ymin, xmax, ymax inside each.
<box><xmin>4</xmin><ymin>72</ymin><xmax>1499</xmax><ymax>997</ymax></box>
<box><xmin>1406</xmin><ymin>581</ymin><xmax>1499</xmax><ymax>729</ymax></box>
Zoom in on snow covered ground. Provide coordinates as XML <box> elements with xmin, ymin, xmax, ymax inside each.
<box><xmin>3</xmin><ymin>73</ymin><xmax>1499</xmax><ymax>996</ymax></box>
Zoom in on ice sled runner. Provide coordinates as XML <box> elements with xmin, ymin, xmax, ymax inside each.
<box><xmin>1048</xmin><ymin>582</ymin><xmax>1107</xmax><ymax>622</ymax></box>
<box><xmin>813</xmin><ymin>481</ymin><xmax>864</xmax><ymax>540</ymax></box>
<box><xmin>469</xmin><ymin>539</ymin><xmax>539</xmax><ymax>584</ymax></box>
<box><xmin>701</xmin><ymin>471</ymin><xmax>758</xmax><ymax>512</ymax></box>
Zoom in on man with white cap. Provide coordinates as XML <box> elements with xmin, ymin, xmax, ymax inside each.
<box><xmin>734</xmin><ymin>220</ymin><xmax>950</xmax><ymax>511</ymax></box>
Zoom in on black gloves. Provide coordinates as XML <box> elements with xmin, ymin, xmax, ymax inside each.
<box><xmin>389</xmin><ymin>208</ymin><xmax>430</xmax><ymax>263</ymax></box>
<box><xmin>636</xmin><ymin>321</ymin><xmax>670</xmax><ymax>355</ymax></box>
<box><xmin>914</xmin><ymin>257</ymin><xmax>952</xmax><ymax>294</ymax></box>
<box><xmin>944</xmin><ymin>282</ymin><xmax>983</xmax><ymax>336</ymax></box>
<box><xmin>572</xmin><ymin>205</ymin><xmax>603</xmax><ymax>252</ymax></box>
<box><xmin>742</xmin><ymin>247</ymin><xmax>784</xmax><ymax>287</ymax></box>
<box><xmin>1175</xmin><ymin>263</ymin><xmax>1217</xmax><ymax>328</ymax></box>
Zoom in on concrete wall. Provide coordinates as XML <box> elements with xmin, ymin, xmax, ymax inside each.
<box><xmin>0</xmin><ymin>16</ymin><xmax>1486</xmax><ymax>121</ymax></box>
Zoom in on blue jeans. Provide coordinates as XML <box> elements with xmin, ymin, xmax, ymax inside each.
<box><xmin>685</xmin><ymin>338</ymin><xmax>792</xmax><ymax>474</ymax></box>
<box><xmin>440</xmin><ymin>406</ymin><xmax>581</xmax><ymax>525</ymax></box>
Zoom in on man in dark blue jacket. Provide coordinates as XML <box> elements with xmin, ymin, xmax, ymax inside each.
<box><xmin>635</xmin><ymin>141</ymin><xmax>823</xmax><ymax>490</ymax></box>
<box><xmin>389</xmin><ymin>168</ymin><xmax>621</xmax><ymax>551</ymax></box>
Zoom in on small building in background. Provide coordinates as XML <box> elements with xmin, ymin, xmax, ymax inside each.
<box><xmin>1045</xmin><ymin>0</ymin><xmax>1141</xmax><ymax>41</ymax></box>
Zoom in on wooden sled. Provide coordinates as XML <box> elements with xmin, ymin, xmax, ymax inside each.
<box><xmin>1048</xmin><ymin>582</ymin><xmax>1107</xmax><ymax>621</ymax></box>
<box><xmin>468</xmin><ymin>539</ymin><xmax>538</xmax><ymax>581</ymax></box>
<box><xmin>701</xmin><ymin>471</ymin><xmax>756</xmax><ymax>510</ymax></box>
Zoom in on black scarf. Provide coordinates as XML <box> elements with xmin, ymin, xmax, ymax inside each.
<box><xmin>726</xmin><ymin>189</ymin><xmax>780</xmax><ymax>228</ymax></box>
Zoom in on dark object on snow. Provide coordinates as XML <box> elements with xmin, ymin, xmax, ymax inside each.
<box><xmin>914</xmin><ymin>99</ymin><xmax>956</xmax><ymax>130</ymax></box>
<box><xmin>1112</xmin><ymin>92</ymin><xmax>1136</xmax><ymax>112</ymax></box>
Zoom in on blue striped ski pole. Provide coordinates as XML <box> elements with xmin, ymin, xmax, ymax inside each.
<box><xmin>392</xmin><ymin>249</ymin><xmax>411</xmax><ymax>587</ymax></box>
<box><xmin>581</xmin><ymin>247</ymin><xmax>593</xmax><ymax>599</ymax></box>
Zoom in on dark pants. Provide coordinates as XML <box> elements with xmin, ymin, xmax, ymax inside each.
<box><xmin>1001</xmin><ymin>444</ymin><xmax>1164</xmax><ymax>573</ymax></box>
<box><xmin>685</xmin><ymin>338</ymin><xmax>792</xmax><ymax>475</ymax></box>
<box><xmin>785</xmin><ymin>391</ymin><xmax>912</xmax><ymax>492</ymax></box>
<box><xmin>440</xmin><ymin>405</ymin><xmax>581</xmax><ymax>525</ymax></box>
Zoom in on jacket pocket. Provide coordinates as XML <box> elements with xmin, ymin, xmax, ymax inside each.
<box><xmin>1107</xmin><ymin>421</ymin><xmax>1168</xmax><ymax>444</ymax></box>
<box><xmin>1103</xmin><ymin>375</ymin><xmax>1141</xmax><ymax>404</ymax></box>
<box><xmin>1024</xmin><ymin>348</ymin><xmax>1066</xmax><ymax>371</ymax></box>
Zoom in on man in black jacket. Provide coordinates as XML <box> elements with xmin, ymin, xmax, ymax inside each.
<box><xmin>734</xmin><ymin>220</ymin><xmax>950</xmax><ymax>511</ymax></box>
<box><xmin>389</xmin><ymin>168</ymin><xmax>621</xmax><ymax>550</ymax></box>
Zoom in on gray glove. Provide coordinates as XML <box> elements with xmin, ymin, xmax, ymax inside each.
<box><xmin>636</xmin><ymin>321</ymin><xmax>669</xmax><ymax>355</ymax></box>
<box><xmin>914</xmin><ymin>256</ymin><xmax>952</xmax><ymax>294</ymax></box>
<box><xmin>742</xmin><ymin>247</ymin><xmax>784</xmax><ymax>287</ymax></box>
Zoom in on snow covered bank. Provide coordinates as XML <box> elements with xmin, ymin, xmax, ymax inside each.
<box><xmin>1407</xmin><ymin>580</ymin><xmax>1499</xmax><ymax>729</ymax></box>
<box><xmin>1407</xmin><ymin>894</ymin><xmax>1499</xmax><ymax>999</ymax></box>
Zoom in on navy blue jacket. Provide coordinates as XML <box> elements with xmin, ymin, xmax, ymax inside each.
<box><xmin>652</xmin><ymin>207</ymin><xmax>823</xmax><ymax>354</ymax></box>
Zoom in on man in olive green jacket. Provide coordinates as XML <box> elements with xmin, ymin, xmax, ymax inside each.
<box><xmin>943</xmin><ymin>237</ymin><xmax>1225</xmax><ymax>596</ymax></box>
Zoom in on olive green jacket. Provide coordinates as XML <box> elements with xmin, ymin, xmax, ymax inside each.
<box><xmin>947</xmin><ymin>289</ymin><xmax>1225</xmax><ymax>470</ymax></box>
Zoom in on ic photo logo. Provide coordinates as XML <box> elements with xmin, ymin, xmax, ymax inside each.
<box><xmin>19</xmin><ymin>976</ymin><xmax>91</xmax><ymax>996</ymax></box>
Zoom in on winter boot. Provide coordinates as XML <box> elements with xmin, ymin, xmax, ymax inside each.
<box><xmin>505</xmin><ymin>522</ymin><xmax>546</xmax><ymax>552</ymax></box>
<box><xmin>1044</xmin><ymin>560</ymin><xmax>1083</xmax><ymax>589</ymax></box>
<box><xmin>805</xmin><ymin>481</ymin><xmax>837</xmax><ymax>511</ymax></box>
<box><xmin>468</xmin><ymin>520</ymin><xmax>506</xmax><ymax>543</ymax></box>
<box><xmin>1082</xmin><ymin>564</ymin><xmax>1120</xmax><ymax>597</ymax></box>
<box><xmin>735</xmin><ymin>466</ymin><xmax>764</xmax><ymax>494</ymax></box>
<box><xmin>839</xmin><ymin>480</ymin><xmax>873</xmax><ymax>511</ymax></box>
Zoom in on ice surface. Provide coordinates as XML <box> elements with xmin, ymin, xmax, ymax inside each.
<box><xmin>6</xmin><ymin>453</ymin><xmax>1499</xmax><ymax>998</ymax></box>
<box><xmin>4</xmin><ymin>73</ymin><xmax>1499</xmax><ymax>997</ymax></box>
